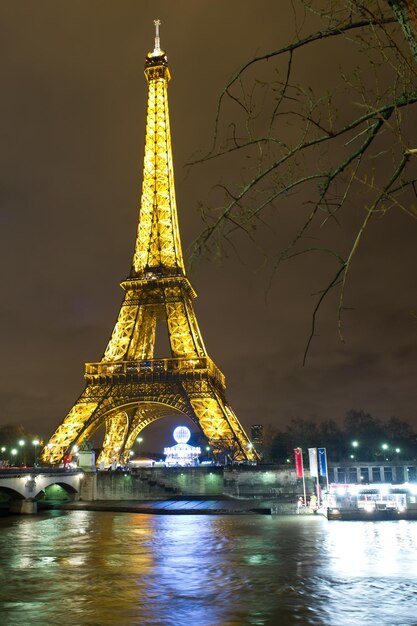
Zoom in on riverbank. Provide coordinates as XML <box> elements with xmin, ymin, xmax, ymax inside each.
<box><xmin>38</xmin><ymin>497</ymin><xmax>306</xmax><ymax>516</ymax></box>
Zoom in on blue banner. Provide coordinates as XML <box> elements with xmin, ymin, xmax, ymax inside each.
<box><xmin>318</xmin><ymin>448</ymin><xmax>328</xmax><ymax>477</ymax></box>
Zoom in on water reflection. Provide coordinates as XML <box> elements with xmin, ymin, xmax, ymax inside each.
<box><xmin>327</xmin><ymin>519</ymin><xmax>417</xmax><ymax>578</ymax></box>
<box><xmin>0</xmin><ymin>512</ymin><xmax>416</xmax><ymax>625</ymax></box>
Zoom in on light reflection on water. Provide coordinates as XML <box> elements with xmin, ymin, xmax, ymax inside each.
<box><xmin>0</xmin><ymin>511</ymin><xmax>416</xmax><ymax>625</ymax></box>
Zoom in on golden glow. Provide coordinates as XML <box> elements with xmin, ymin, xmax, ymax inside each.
<box><xmin>41</xmin><ymin>37</ymin><xmax>256</xmax><ymax>466</ymax></box>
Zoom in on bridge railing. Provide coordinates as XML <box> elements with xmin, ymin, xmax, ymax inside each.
<box><xmin>0</xmin><ymin>468</ymin><xmax>83</xmax><ymax>477</ymax></box>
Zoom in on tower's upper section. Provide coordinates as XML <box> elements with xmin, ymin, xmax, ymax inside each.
<box><xmin>131</xmin><ymin>20</ymin><xmax>185</xmax><ymax>278</ymax></box>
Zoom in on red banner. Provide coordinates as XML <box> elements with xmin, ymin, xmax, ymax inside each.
<box><xmin>294</xmin><ymin>447</ymin><xmax>304</xmax><ymax>478</ymax></box>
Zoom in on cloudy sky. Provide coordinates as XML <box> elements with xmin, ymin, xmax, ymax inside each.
<box><xmin>0</xmin><ymin>1</ymin><xmax>416</xmax><ymax>451</ymax></box>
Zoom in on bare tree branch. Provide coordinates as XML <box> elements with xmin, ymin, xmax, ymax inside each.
<box><xmin>189</xmin><ymin>0</ymin><xmax>417</xmax><ymax>361</ymax></box>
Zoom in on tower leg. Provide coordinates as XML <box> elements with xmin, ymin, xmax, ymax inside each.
<box><xmin>185</xmin><ymin>382</ymin><xmax>256</xmax><ymax>462</ymax></box>
<box><xmin>41</xmin><ymin>385</ymin><xmax>111</xmax><ymax>465</ymax></box>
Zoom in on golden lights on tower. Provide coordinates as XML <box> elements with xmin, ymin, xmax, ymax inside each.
<box><xmin>42</xmin><ymin>21</ymin><xmax>257</xmax><ymax>466</ymax></box>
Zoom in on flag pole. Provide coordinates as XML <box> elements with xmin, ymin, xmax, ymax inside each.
<box><xmin>301</xmin><ymin>451</ymin><xmax>307</xmax><ymax>506</ymax></box>
<box><xmin>294</xmin><ymin>447</ymin><xmax>307</xmax><ymax>508</ymax></box>
<box><xmin>317</xmin><ymin>447</ymin><xmax>329</xmax><ymax>505</ymax></box>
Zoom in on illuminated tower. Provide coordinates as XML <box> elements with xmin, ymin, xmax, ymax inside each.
<box><xmin>42</xmin><ymin>21</ymin><xmax>257</xmax><ymax>466</ymax></box>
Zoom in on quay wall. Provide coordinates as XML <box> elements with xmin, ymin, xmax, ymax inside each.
<box><xmin>79</xmin><ymin>466</ymin><xmax>312</xmax><ymax>502</ymax></box>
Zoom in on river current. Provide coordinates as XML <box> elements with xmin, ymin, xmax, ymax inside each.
<box><xmin>0</xmin><ymin>511</ymin><xmax>416</xmax><ymax>626</ymax></box>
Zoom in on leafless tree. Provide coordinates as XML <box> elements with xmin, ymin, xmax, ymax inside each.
<box><xmin>190</xmin><ymin>1</ymin><xmax>417</xmax><ymax>362</ymax></box>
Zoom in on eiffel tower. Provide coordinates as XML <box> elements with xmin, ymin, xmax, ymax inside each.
<box><xmin>42</xmin><ymin>22</ymin><xmax>257</xmax><ymax>466</ymax></box>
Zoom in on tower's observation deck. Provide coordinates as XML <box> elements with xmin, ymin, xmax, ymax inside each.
<box><xmin>42</xmin><ymin>22</ymin><xmax>257</xmax><ymax>466</ymax></box>
<box><xmin>85</xmin><ymin>357</ymin><xmax>225</xmax><ymax>392</ymax></box>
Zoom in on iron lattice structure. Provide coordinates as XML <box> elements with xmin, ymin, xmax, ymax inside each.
<box><xmin>42</xmin><ymin>25</ymin><xmax>257</xmax><ymax>466</ymax></box>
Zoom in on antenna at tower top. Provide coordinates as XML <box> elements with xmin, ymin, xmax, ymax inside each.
<box><xmin>152</xmin><ymin>19</ymin><xmax>162</xmax><ymax>56</ymax></box>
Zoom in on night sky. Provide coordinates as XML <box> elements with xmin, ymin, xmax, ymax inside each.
<box><xmin>0</xmin><ymin>2</ymin><xmax>416</xmax><ymax>451</ymax></box>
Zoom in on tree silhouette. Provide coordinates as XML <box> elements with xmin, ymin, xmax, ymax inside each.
<box><xmin>268</xmin><ymin>409</ymin><xmax>417</xmax><ymax>462</ymax></box>
<box><xmin>191</xmin><ymin>1</ymin><xmax>417</xmax><ymax>360</ymax></box>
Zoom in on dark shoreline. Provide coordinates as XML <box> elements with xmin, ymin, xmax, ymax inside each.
<box><xmin>37</xmin><ymin>498</ymin><xmax>278</xmax><ymax>515</ymax></box>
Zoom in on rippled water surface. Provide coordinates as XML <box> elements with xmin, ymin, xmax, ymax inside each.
<box><xmin>0</xmin><ymin>511</ymin><xmax>416</xmax><ymax>625</ymax></box>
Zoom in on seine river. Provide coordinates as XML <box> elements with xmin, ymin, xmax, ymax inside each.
<box><xmin>0</xmin><ymin>511</ymin><xmax>416</xmax><ymax>626</ymax></box>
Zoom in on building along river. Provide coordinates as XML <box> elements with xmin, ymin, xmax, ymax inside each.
<box><xmin>0</xmin><ymin>511</ymin><xmax>416</xmax><ymax>626</ymax></box>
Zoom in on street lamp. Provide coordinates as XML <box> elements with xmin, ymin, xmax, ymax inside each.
<box><xmin>18</xmin><ymin>439</ymin><xmax>25</xmax><ymax>466</ymax></box>
<box><xmin>136</xmin><ymin>437</ymin><xmax>143</xmax><ymax>460</ymax></box>
<box><xmin>32</xmin><ymin>439</ymin><xmax>40</xmax><ymax>467</ymax></box>
<box><xmin>381</xmin><ymin>443</ymin><xmax>389</xmax><ymax>461</ymax></box>
<box><xmin>352</xmin><ymin>441</ymin><xmax>359</xmax><ymax>448</ymax></box>
<box><xmin>11</xmin><ymin>448</ymin><xmax>17</xmax><ymax>465</ymax></box>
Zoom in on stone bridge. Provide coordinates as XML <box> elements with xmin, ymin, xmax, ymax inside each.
<box><xmin>0</xmin><ymin>468</ymin><xmax>84</xmax><ymax>514</ymax></box>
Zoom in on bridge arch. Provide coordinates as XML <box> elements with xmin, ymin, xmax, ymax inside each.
<box><xmin>0</xmin><ymin>471</ymin><xmax>83</xmax><ymax>501</ymax></box>
<box><xmin>0</xmin><ymin>485</ymin><xmax>25</xmax><ymax>501</ymax></box>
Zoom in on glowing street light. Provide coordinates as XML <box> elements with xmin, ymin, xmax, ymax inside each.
<box><xmin>32</xmin><ymin>439</ymin><xmax>40</xmax><ymax>467</ymax></box>
<box><xmin>11</xmin><ymin>448</ymin><xmax>17</xmax><ymax>465</ymax></box>
<box><xmin>18</xmin><ymin>439</ymin><xmax>25</xmax><ymax>466</ymax></box>
<box><xmin>136</xmin><ymin>437</ymin><xmax>143</xmax><ymax>444</ymax></box>
<box><xmin>352</xmin><ymin>441</ymin><xmax>359</xmax><ymax>448</ymax></box>
<box><xmin>382</xmin><ymin>443</ymin><xmax>389</xmax><ymax>450</ymax></box>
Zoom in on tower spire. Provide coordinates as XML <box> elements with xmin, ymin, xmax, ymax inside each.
<box><xmin>132</xmin><ymin>20</ymin><xmax>184</xmax><ymax>278</ymax></box>
<box><xmin>152</xmin><ymin>18</ymin><xmax>161</xmax><ymax>56</ymax></box>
